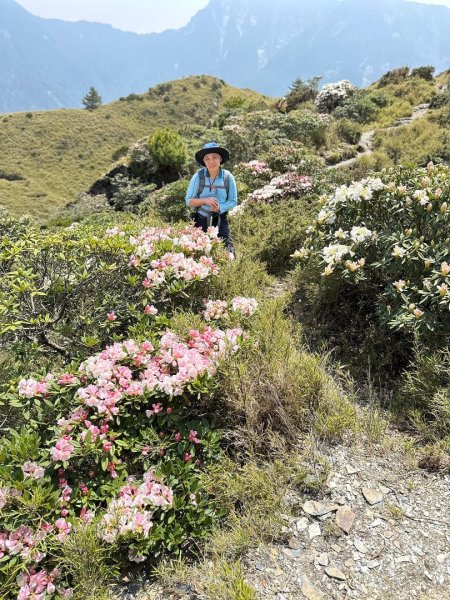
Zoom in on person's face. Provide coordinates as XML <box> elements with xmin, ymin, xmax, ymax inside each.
<box><xmin>203</xmin><ymin>152</ymin><xmax>221</xmax><ymax>170</ymax></box>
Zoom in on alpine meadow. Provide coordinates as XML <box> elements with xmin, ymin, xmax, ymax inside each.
<box><xmin>1</xmin><ymin>2</ymin><xmax>450</xmax><ymax>600</ymax></box>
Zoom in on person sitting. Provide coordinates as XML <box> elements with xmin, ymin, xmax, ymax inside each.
<box><xmin>185</xmin><ymin>142</ymin><xmax>237</xmax><ymax>257</ymax></box>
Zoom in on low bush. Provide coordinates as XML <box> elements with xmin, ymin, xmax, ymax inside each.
<box><xmin>0</xmin><ymin>219</ymin><xmax>261</xmax><ymax>596</ymax></box>
<box><xmin>373</xmin><ymin>119</ymin><xmax>450</xmax><ymax>165</ymax></box>
<box><xmin>333</xmin><ymin>90</ymin><xmax>380</xmax><ymax>124</ymax></box>
<box><xmin>293</xmin><ymin>163</ymin><xmax>450</xmax><ymax>371</ymax></box>
<box><xmin>315</xmin><ymin>80</ymin><xmax>357</xmax><ymax>113</ymax></box>
<box><xmin>230</xmin><ymin>199</ymin><xmax>317</xmax><ymax>275</ymax></box>
<box><xmin>331</xmin><ymin>118</ymin><xmax>362</xmax><ymax>145</ymax></box>
<box><xmin>378</xmin><ymin>67</ymin><xmax>410</xmax><ymax>87</ymax></box>
<box><xmin>396</xmin><ymin>348</ymin><xmax>450</xmax><ymax>440</ymax></box>
<box><xmin>139</xmin><ymin>179</ymin><xmax>190</xmax><ymax>222</ymax></box>
<box><xmin>278</xmin><ymin>110</ymin><xmax>328</xmax><ymax>147</ymax></box>
<box><xmin>213</xmin><ymin>298</ymin><xmax>356</xmax><ymax>451</ymax></box>
<box><xmin>410</xmin><ymin>65</ymin><xmax>435</xmax><ymax>81</ymax></box>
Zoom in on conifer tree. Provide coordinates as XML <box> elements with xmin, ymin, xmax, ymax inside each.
<box><xmin>82</xmin><ymin>87</ymin><xmax>102</xmax><ymax>111</ymax></box>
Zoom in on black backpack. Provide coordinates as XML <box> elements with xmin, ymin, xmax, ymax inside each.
<box><xmin>196</xmin><ymin>168</ymin><xmax>231</xmax><ymax>198</ymax></box>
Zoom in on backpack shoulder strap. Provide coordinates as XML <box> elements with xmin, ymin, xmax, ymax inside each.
<box><xmin>222</xmin><ymin>169</ymin><xmax>230</xmax><ymax>198</ymax></box>
<box><xmin>197</xmin><ymin>168</ymin><xmax>205</xmax><ymax>197</ymax></box>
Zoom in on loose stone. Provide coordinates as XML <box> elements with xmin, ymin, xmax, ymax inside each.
<box><xmin>335</xmin><ymin>505</ymin><xmax>356</xmax><ymax>534</ymax></box>
<box><xmin>325</xmin><ymin>566</ymin><xmax>346</xmax><ymax>581</ymax></box>
<box><xmin>362</xmin><ymin>487</ymin><xmax>384</xmax><ymax>505</ymax></box>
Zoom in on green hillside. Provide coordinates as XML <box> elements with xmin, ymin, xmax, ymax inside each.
<box><xmin>0</xmin><ymin>76</ymin><xmax>272</xmax><ymax>220</ymax></box>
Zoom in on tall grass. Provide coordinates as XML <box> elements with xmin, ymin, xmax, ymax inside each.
<box><xmin>0</xmin><ymin>76</ymin><xmax>271</xmax><ymax>220</ymax></box>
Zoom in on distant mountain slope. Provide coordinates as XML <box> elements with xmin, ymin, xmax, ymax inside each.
<box><xmin>0</xmin><ymin>76</ymin><xmax>270</xmax><ymax>220</ymax></box>
<box><xmin>1</xmin><ymin>0</ymin><xmax>450</xmax><ymax>112</ymax></box>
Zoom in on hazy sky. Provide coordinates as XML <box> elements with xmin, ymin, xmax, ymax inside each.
<box><xmin>14</xmin><ymin>0</ymin><xmax>450</xmax><ymax>34</ymax></box>
<box><xmin>15</xmin><ymin>0</ymin><xmax>210</xmax><ymax>34</ymax></box>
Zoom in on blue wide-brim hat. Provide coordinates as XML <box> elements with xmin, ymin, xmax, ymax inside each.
<box><xmin>195</xmin><ymin>142</ymin><xmax>230</xmax><ymax>166</ymax></box>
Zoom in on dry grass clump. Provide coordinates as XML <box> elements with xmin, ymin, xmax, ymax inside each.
<box><xmin>217</xmin><ymin>297</ymin><xmax>357</xmax><ymax>453</ymax></box>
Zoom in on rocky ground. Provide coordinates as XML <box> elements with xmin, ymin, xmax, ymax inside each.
<box><xmin>240</xmin><ymin>440</ymin><xmax>450</xmax><ymax>600</ymax></box>
<box><xmin>117</xmin><ymin>435</ymin><xmax>450</xmax><ymax>600</ymax></box>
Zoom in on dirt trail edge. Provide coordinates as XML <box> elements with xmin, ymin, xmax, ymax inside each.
<box><xmin>328</xmin><ymin>103</ymin><xmax>430</xmax><ymax>171</ymax></box>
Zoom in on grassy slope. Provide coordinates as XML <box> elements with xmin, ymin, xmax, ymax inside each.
<box><xmin>0</xmin><ymin>76</ymin><xmax>272</xmax><ymax>220</ymax></box>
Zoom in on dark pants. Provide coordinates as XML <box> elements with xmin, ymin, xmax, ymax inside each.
<box><xmin>193</xmin><ymin>212</ymin><xmax>236</xmax><ymax>256</ymax></box>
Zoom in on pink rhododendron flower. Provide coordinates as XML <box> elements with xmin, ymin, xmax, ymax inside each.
<box><xmin>144</xmin><ymin>304</ymin><xmax>158</xmax><ymax>315</ymax></box>
<box><xmin>18</xmin><ymin>377</ymin><xmax>50</xmax><ymax>398</ymax></box>
<box><xmin>57</xmin><ymin>373</ymin><xmax>78</xmax><ymax>385</ymax></box>
<box><xmin>51</xmin><ymin>436</ymin><xmax>74</xmax><ymax>462</ymax></box>
<box><xmin>100</xmin><ymin>470</ymin><xmax>172</xmax><ymax>550</ymax></box>
<box><xmin>21</xmin><ymin>462</ymin><xmax>45</xmax><ymax>480</ymax></box>
<box><xmin>188</xmin><ymin>430</ymin><xmax>201</xmax><ymax>444</ymax></box>
<box><xmin>203</xmin><ymin>299</ymin><xmax>229</xmax><ymax>321</ymax></box>
<box><xmin>54</xmin><ymin>518</ymin><xmax>72</xmax><ymax>542</ymax></box>
<box><xmin>16</xmin><ymin>568</ymin><xmax>59</xmax><ymax>600</ymax></box>
<box><xmin>80</xmin><ymin>508</ymin><xmax>94</xmax><ymax>523</ymax></box>
<box><xmin>231</xmin><ymin>296</ymin><xmax>258</xmax><ymax>316</ymax></box>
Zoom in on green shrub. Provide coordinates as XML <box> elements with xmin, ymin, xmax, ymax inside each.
<box><xmin>0</xmin><ymin>216</ymin><xmax>228</xmax><ymax>364</ymax></box>
<box><xmin>148</xmin><ymin>128</ymin><xmax>188</xmax><ymax>171</ymax></box>
<box><xmin>127</xmin><ymin>138</ymin><xmax>158</xmax><ymax>181</ymax></box>
<box><xmin>429</xmin><ymin>91</ymin><xmax>450</xmax><ymax>110</ymax></box>
<box><xmin>0</xmin><ymin>220</ymin><xmax>249</xmax><ymax>595</ymax></box>
<box><xmin>231</xmin><ymin>199</ymin><xmax>317</xmax><ymax>275</ymax></box>
<box><xmin>279</xmin><ymin>109</ymin><xmax>327</xmax><ymax>147</ymax></box>
<box><xmin>373</xmin><ymin>119</ymin><xmax>450</xmax><ymax>165</ymax></box>
<box><xmin>214</xmin><ymin>298</ymin><xmax>356</xmax><ymax>450</ymax></box>
<box><xmin>140</xmin><ymin>179</ymin><xmax>190</xmax><ymax>222</ymax></box>
<box><xmin>109</xmin><ymin>174</ymin><xmax>156</xmax><ymax>210</ymax></box>
<box><xmin>332</xmin><ymin>118</ymin><xmax>362</xmax><ymax>145</ymax></box>
<box><xmin>410</xmin><ymin>65</ymin><xmax>435</xmax><ymax>81</ymax></box>
<box><xmin>55</xmin><ymin>523</ymin><xmax>119</xmax><ymax>599</ymax></box>
<box><xmin>262</xmin><ymin>142</ymin><xmax>326</xmax><ymax>174</ymax></box>
<box><xmin>333</xmin><ymin>90</ymin><xmax>380</xmax><ymax>124</ymax></box>
<box><xmin>294</xmin><ymin>163</ymin><xmax>450</xmax><ymax>365</ymax></box>
<box><xmin>285</xmin><ymin>76</ymin><xmax>321</xmax><ymax>112</ymax></box>
<box><xmin>396</xmin><ymin>348</ymin><xmax>450</xmax><ymax>440</ymax></box>
<box><xmin>378</xmin><ymin>67</ymin><xmax>410</xmax><ymax>87</ymax></box>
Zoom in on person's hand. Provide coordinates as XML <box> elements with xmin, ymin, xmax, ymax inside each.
<box><xmin>205</xmin><ymin>197</ymin><xmax>219</xmax><ymax>212</ymax></box>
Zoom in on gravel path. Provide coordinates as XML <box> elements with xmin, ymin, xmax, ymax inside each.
<box><xmin>328</xmin><ymin>103</ymin><xmax>430</xmax><ymax>171</ymax></box>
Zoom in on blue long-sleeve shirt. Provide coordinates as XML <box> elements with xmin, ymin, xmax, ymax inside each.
<box><xmin>185</xmin><ymin>167</ymin><xmax>238</xmax><ymax>217</ymax></box>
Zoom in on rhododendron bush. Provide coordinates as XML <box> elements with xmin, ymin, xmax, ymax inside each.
<box><xmin>294</xmin><ymin>163</ymin><xmax>450</xmax><ymax>345</ymax></box>
<box><xmin>0</xmin><ymin>215</ymin><xmax>260</xmax><ymax>597</ymax></box>
<box><xmin>0</xmin><ymin>221</ymin><xmax>225</xmax><ymax>364</ymax></box>
<box><xmin>0</xmin><ymin>324</ymin><xmax>247</xmax><ymax>596</ymax></box>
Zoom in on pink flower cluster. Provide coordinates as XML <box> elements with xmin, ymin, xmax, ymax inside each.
<box><xmin>271</xmin><ymin>173</ymin><xmax>313</xmax><ymax>192</ymax></box>
<box><xmin>100</xmin><ymin>470</ymin><xmax>173</xmax><ymax>554</ymax></box>
<box><xmin>54</xmin><ymin>518</ymin><xmax>71</xmax><ymax>542</ymax></box>
<box><xmin>146</xmin><ymin>252</ymin><xmax>219</xmax><ymax>286</ymax></box>
<box><xmin>203</xmin><ymin>299</ymin><xmax>229</xmax><ymax>321</ymax></box>
<box><xmin>231</xmin><ymin>296</ymin><xmax>259</xmax><ymax>316</ymax></box>
<box><xmin>126</xmin><ymin>226</ymin><xmax>223</xmax><ymax>289</ymax></box>
<box><xmin>18</xmin><ymin>375</ymin><xmax>54</xmax><ymax>398</ymax></box>
<box><xmin>245</xmin><ymin>160</ymin><xmax>273</xmax><ymax>176</ymax></box>
<box><xmin>51</xmin><ymin>436</ymin><xmax>74</xmax><ymax>463</ymax></box>
<box><xmin>129</xmin><ymin>225</ymin><xmax>221</xmax><ymax>265</ymax></box>
<box><xmin>0</xmin><ymin>525</ymin><xmax>45</xmax><ymax>562</ymax></box>
<box><xmin>21</xmin><ymin>462</ymin><xmax>45</xmax><ymax>480</ymax></box>
<box><xmin>45</xmin><ymin>328</ymin><xmax>242</xmax><ymax>461</ymax></box>
<box><xmin>16</xmin><ymin>567</ymin><xmax>73</xmax><ymax>600</ymax></box>
<box><xmin>245</xmin><ymin>173</ymin><xmax>314</xmax><ymax>208</ymax></box>
<box><xmin>203</xmin><ymin>297</ymin><xmax>258</xmax><ymax>321</ymax></box>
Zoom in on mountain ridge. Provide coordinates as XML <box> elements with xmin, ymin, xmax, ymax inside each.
<box><xmin>1</xmin><ymin>0</ymin><xmax>450</xmax><ymax>111</ymax></box>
